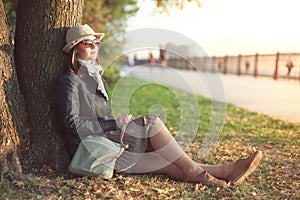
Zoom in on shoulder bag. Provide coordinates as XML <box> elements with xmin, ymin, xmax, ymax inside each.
<box><xmin>69</xmin><ymin>125</ymin><xmax>128</xmax><ymax>179</ymax></box>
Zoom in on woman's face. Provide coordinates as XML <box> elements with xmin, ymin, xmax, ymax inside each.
<box><xmin>74</xmin><ymin>35</ymin><xmax>99</xmax><ymax>62</ymax></box>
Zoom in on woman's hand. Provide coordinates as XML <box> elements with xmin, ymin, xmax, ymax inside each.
<box><xmin>116</xmin><ymin>114</ymin><xmax>133</xmax><ymax>129</ymax></box>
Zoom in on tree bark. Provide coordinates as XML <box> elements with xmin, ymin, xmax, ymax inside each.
<box><xmin>0</xmin><ymin>0</ymin><xmax>29</xmax><ymax>174</ymax></box>
<box><xmin>14</xmin><ymin>0</ymin><xmax>83</xmax><ymax>171</ymax></box>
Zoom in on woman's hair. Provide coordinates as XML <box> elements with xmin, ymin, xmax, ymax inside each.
<box><xmin>65</xmin><ymin>50</ymin><xmax>73</xmax><ymax>67</ymax></box>
<box><xmin>65</xmin><ymin>48</ymin><xmax>80</xmax><ymax>73</ymax></box>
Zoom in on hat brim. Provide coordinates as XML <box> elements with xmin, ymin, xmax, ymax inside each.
<box><xmin>63</xmin><ymin>33</ymin><xmax>105</xmax><ymax>54</ymax></box>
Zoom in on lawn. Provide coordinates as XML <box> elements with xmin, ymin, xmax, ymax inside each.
<box><xmin>1</xmin><ymin>76</ymin><xmax>299</xmax><ymax>199</ymax></box>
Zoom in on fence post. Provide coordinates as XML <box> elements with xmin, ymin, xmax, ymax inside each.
<box><xmin>237</xmin><ymin>54</ymin><xmax>242</xmax><ymax>75</ymax></box>
<box><xmin>202</xmin><ymin>57</ymin><xmax>206</xmax><ymax>71</ymax></box>
<box><xmin>274</xmin><ymin>52</ymin><xmax>280</xmax><ymax>80</ymax></box>
<box><xmin>212</xmin><ymin>56</ymin><xmax>216</xmax><ymax>73</ymax></box>
<box><xmin>299</xmin><ymin>65</ymin><xmax>300</xmax><ymax>82</ymax></box>
<box><xmin>254</xmin><ymin>53</ymin><xmax>259</xmax><ymax>77</ymax></box>
<box><xmin>223</xmin><ymin>56</ymin><xmax>228</xmax><ymax>74</ymax></box>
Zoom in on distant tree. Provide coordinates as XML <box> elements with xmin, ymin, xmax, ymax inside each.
<box><xmin>155</xmin><ymin>0</ymin><xmax>201</xmax><ymax>13</ymax></box>
<box><xmin>83</xmin><ymin>0</ymin><xmax>138</xmax><ymax>36</ymax></box>
<box><xmin>82</xmin><ymin>0</ymin><xmax>139</xmax><ymax>83</ymax></box>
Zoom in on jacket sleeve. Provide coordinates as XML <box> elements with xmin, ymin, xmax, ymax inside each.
<box><xmin>98</xmin><ymin>118</ymin><xmax>117</xmax><ymax>132</ymax></box>
<box><xmin>57</xmin><ymin>73</ymin><xmax>117</xmax><ymax>139</ymax></box>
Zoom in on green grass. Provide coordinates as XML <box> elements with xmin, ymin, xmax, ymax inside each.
<box><xmin>1</xmin><ymin>76</ymin><xmax>300</xmax><ymax>199</ymax></box>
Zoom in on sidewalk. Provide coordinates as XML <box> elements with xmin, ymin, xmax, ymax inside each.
<box><xmin>122</xmin><ymin>66</ymin><xmax>300</xmax><ymax>124</ymax></box>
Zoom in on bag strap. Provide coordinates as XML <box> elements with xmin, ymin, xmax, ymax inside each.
<box><xmin>111</xmin><ymin>124</ymin><xmax>128</xmax><ymax>158</ymax></box>
<box><xmin>119</xmin><ymin>124</ymin><xmax>129</xmax><ymax>149</ymax></box>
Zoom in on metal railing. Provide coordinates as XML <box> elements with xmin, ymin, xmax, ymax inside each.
<box><xmin>166</xmin><ymin>52</ymin><xmax>300</xmax><ymax>81</ymax></box>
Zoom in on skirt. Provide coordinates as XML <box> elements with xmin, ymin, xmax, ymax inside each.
<box><xmin>105</xmin><ymin>114</ymin><xmax>160</xmax><ymax>172</ymax></box>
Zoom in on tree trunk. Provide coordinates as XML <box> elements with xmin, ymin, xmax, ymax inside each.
<box><xmin>14</xmin><ymin>0</ymin><xmax>83</xmax><ymax>172</ymax></box>
<box><xmin>0</xmin><ymin>0</ymin><xmax>29</xmax><ymax>174</ymax></box>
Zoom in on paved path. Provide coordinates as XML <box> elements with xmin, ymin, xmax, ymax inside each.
<box><xmin>122</xmin><ymin>66</ymin><xmax>300</xmax><ymax>124</ymax></box>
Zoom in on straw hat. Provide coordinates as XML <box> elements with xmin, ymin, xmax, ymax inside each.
<box><xmin>63</xmin><ymin>24</ymin><xmax>105</xmax><ymax>54</ymax></box>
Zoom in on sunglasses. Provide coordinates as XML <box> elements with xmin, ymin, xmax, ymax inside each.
<box><xmin>81</xmin><ymin>38</ymin><xmax>100</xmax><ymax>48</ymax></box>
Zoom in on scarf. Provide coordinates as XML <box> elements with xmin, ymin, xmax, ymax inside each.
<box><xmin>77</xmin><ymin>59</ymin><xmax>109</xmax><ymax>101</ymax></box>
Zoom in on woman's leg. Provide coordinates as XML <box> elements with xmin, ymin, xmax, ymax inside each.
<box><xmin>129</xmin><ymin>149</ymin><xmax>261</xmax><ymax>185</ymax></box>
<box><xmin>147</xmin><ymin>117</ymin><xmax>203</xmax><ymax>177</ymax></box>
<box><xmin>130</xmin><ymin>116</ymin><xmax>261</xmax><ymax>185</ymax></box>
<box><xmin>133</xmin><ymin>117</ymin><xmax>227</xmax><ymax>186</ymax></box>
<box><xmin>128</xmin><ymin>151</ymin><xmax>227</xmax><ymax>186</ymax></box>
<box><xmin>126</xmin><ymin>152</ymin><xmax>185</xmax><ymax>181</ymax></box>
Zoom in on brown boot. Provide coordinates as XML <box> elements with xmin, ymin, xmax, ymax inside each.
<box><xmin>225</xmin><ymin>150</ymin><xmax>262</xmax><ymax>185</ymax></box>
<box><xmin>186</xmin><ymin>170</ymin><xmax>229</xmax><ymax>187</ymax></box>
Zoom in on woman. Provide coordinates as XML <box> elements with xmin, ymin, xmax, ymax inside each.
<box><xmin>57</xmin><ymin>24</ymin><xmax>262</xmax><ymax>187</ymax></box>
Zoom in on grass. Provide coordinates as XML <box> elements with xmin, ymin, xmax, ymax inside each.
<box><xmin>1</xmin><ymin>76</ymin><xmax>300</xmax><ymax>199</ymax></box>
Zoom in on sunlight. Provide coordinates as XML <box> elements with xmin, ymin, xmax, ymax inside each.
<box><xmin>127</xmin><ymin>0</ymin><xmax>300</xmax><ymax>56</ymax></box>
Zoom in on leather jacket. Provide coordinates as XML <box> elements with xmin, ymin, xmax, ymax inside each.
<box><xmin>57</xmin><ymin>70</ymin><xmax>117</xmax><ymax>157</ymax></box>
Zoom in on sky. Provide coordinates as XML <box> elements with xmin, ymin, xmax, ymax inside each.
<box><xmin>126</xmin><ymin>0</ymin><xmax>300</xmax><ymax>57</ymax></box>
